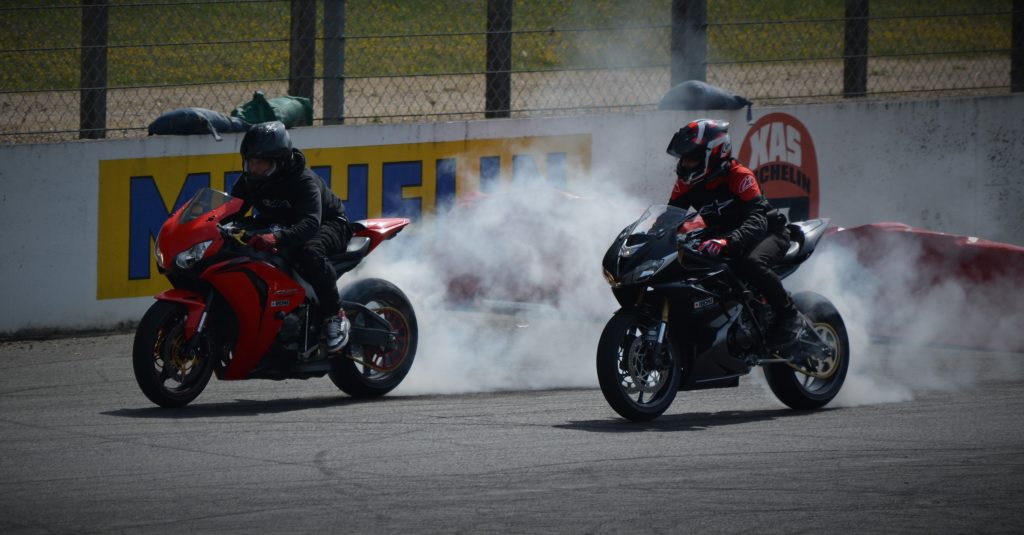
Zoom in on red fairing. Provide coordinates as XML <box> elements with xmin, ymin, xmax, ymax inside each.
<box><xmin>156</xmin><ymin>197</ymin><xmax>244</xmax><ymax>264</ymax></box>
<box><xmin>199</xmin><ymin>258</ymin><xmax>306</xmax><ymax>380</ymax></box>
<box><xmin>155</xmin><ymin>288</ymin><xmax>207</xmax><ymax>339</ymax></box>
<box><xmin>133</xmin><ymin>184</ymin><xmax>420</xmax><ymax>408</ymax></box>
<box><xmin>355</xmin><ymin>218</ymin><xmax>411</xmax><ymax>252</ymax></box>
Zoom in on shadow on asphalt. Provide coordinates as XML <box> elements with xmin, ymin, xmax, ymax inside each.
<box><xmin>103</xmin><ymin>395</ymin><xmax>384</xmax><ymax>419</ymax></box>
<box><xmin>557</xmin><ymin>408</ymin><xmax>826</xmax><ymax>433</ymax></box>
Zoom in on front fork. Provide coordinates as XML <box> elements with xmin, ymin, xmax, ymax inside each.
<box><xmin>645</xmin><ymin>300</ymin><xmax>671</xmax><ymax>367</ymax></box>
<box><xmin>184</xmin><ymin>292</ymin><xmax>216</xmax><ymax>356</ymax></box>
<box><xmin>154</xmin><ymin>288</ymin><xmax>213</xmax><ymax>357</ymax></box>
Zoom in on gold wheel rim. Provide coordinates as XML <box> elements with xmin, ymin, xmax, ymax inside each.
<box><xmin>152</xmin><ymin>318</ymin><xmax>199</xmax><ymax>385</ymax></box>
<box><xmin>790</xmin><ymin>322</ymin><xmax>841</xmax><ymax>379</ymax></box>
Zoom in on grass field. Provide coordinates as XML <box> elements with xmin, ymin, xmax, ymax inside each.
<box><xmin>0</xmin><ymin>0</ymin><xmax>1012</xmax><ymax>92</ymax></box>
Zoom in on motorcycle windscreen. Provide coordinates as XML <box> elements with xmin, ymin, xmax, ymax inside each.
<box><xmin>180</xmin><ymin>188</ymin><xmax>236</xmax><ymax>223</ymax></box>
<box><xmin>610</xmin><ymin>205</ymin><xmax>694</xmax><ymax>283</ymax></box>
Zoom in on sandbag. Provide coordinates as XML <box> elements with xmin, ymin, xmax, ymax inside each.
<box><xmin>231</xmin><ymin>91</ymin><xmax>313</xmax><ymax>128</ymax></box>
<box><xmin>658</xmin><ymin>80</ymin><xmax>753</xmax><ymax>122</ymax></box>
<box><xmin>147</xmin><ymin>107</ymin><xmax>249</xmax><ymax>141</ymax></box>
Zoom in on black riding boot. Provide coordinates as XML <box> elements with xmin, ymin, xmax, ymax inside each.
<box><xmin>769</xmin><ymin>303</ymin><xmax>803</xmax><ymax>348</ymax></box>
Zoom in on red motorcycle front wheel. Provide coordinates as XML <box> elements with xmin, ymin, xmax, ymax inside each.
<box><xmin>132</xmin><ymin>300</ymin><xmax>215</xmax><ymax>408</ymax></box>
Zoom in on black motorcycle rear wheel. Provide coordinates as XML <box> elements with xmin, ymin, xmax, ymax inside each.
<box><xmin>596</xmin><ymin>311</ymin><xmax>680</xmax><ymax>421</ymax></box>
<box><xmin>132</xmin><ymin>300</ymin><xmax>216</xmax><ymax>408</ymax></box>
<box><xmin>329</xmin><ymin>278</ymin><xmax>417</xmax><ymax>397</ymax></box>
<box><xmin>763</xmin><ymin>291</ymin><xmax>849</xmax><ymax>410</ymax></box>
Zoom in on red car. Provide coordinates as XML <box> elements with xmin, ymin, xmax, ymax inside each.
<box><xmin>820</xmin><ymin>222</ymin><xmax>1024</xmax><ymax>352</ymax></box>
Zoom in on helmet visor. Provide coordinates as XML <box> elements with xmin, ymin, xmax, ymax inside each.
<box><xmin>676</xmin><ymin>146</ymin><xmax>708</xmax><ymax>184</ymax></box>
<box><xmin>243</xmin><ymin>158</ymin><xmax>277</xmax><ymax>181</ymax></box>
<box><xmin>667</xmin><ymin>130</ymin><xmax>695</xmax><ymax>158</ymax></box>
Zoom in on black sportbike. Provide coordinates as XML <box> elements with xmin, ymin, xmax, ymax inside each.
<box><xmin>597</xmin><ymin>205</ymin><xmax>848</xmax><ymax>421</ymax></box>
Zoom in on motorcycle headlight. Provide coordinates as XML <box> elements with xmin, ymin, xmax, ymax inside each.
<box><xmin>154</xmin><ymin>230</ymin><xmax>165</xmax><ymax>269</ymax></box>
<box><xmin>634</xmin><ymin>258</ymin><xmax>665</xmax><ymax>282</ymax></box>
<box><xmin>603</xmin><ymin>267</ymin><xmax>619</xmax><ymax>287</ymax></box>
<box><xmin>174</xmin><ymin>240</ymin><xmax>213</xmax><ymax>270</ymax></box>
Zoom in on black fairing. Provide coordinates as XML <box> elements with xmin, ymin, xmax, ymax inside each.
<box><xmin>603</xmin><ymin>206</ymin><xmax>825</xmax><ymax>391</ymax></box>
<box><xmin>603</xmin><ymin>206</ymin><xmax>690</xmax><ymax>288</ymax></box>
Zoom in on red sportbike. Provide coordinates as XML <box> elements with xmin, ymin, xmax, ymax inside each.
<box><xmin>132</xmin><ymin>187</ymin><xmax>417</xmax><ymax>408</ymax></box>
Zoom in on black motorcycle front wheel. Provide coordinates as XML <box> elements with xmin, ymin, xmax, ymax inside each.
<box><xmin>132</xmin><ymin>300</ymin><xmax>216</xmax><ymax>408</ymax></box>
<box><xmin>329</xmin><ymin>278</ymin><xmax>418</xmax><ymax>398</ymax></box>
<box><xmin>596</xmin><ymin>311</ymin><xmax>681</xmax><ymax>422</ymax></box>
<box><xmin>763</xmin><ymin>291</ymin><xmax>850</xmax><ymax>410</ymax></box>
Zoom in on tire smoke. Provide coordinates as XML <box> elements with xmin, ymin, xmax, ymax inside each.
<box><xmin>346</xmin><ymin>173</ymin><xmax>1024</xmax><ymax>404</ymax></box>
<box><xmin>348</xmin><ymin>178</ymin><xmax>647</xmax><ymax>395</ymax></box>
<box><xmin>788</xmin><ymin>229</ymin><xmax>1024</xmax><ymax>407</ymax></box>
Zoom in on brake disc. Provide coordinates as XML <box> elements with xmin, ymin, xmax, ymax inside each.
<box><xmin>627</xmin><ymin>336</ymin><xmax>667</xmax><ymax>394</ymax></box>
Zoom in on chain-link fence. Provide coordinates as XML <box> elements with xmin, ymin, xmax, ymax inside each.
<box><xmin>1</xmin><ymin>0</ymin><xmax>1020</xmax><ymax>144</ymax></box>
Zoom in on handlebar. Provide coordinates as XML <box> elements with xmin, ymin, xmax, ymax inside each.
<box><xmin>217</xmin><ymin>222</ymin><xmax>250</xmax><ymax>245</ymax></box>
<box><xmin>217</xmin><ymin>221</ymin><xmax>279</xmax><ymax>246</ymax></box>
<box><xmin>676</xmin><ymin>228</ymin><xmax>706</xmax><ymax>253</ymax></box>
<box><xmin>676</xmin><ymin>229</ymin><xmax>730</xmax><ymax>263</ymax></box>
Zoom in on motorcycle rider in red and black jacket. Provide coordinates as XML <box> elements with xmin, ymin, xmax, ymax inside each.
<box><xmin>666</xmin><ymin>119</ymin><xmax>802</xmax><ymax>347</ymax></box>
<box><xmin>230</xmin><ymin>121</ymin><xmax>352</xmax><ymax>352</ymax></box>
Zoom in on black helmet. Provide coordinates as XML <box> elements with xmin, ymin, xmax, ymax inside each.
<box><xmin>240</xmin><ymin>121</ymin><xmax>292</xmax><ymax>180</ymax></box>
<box><xmin>667</xmin><ymin>119</ymin><xmax>732</xmax><ymax>186</ymax></box>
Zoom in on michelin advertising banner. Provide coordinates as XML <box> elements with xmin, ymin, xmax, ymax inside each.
<box><xmin>738</xmin><ymin>112</ymin><xmax>819</xmax><ymax>222</ymax></box>
<box><xmin>1</xmin><ymin>94</ymin><xmax>1021</xmax><ymax>334</ymax></box>
<box><xmin>96</xmin><ymin>135</ymin><xmax>591</xmax><ymax>300</ymax></box>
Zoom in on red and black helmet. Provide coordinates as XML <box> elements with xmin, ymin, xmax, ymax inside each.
<box><xmin>667</xmin><ymin>119</ymin><xmax>732</xmax><ymax>186</ymax></box>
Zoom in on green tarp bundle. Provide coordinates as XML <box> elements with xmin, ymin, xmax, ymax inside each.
<box><xmin>231</xmin><ymin>91</ymin><xmax>313</xmax><ymax>128</ymax></box>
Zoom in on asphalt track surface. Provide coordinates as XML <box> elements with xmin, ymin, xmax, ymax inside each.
<box><xmin>2</xmin><ymin>333</ymin><xmax>1023</xmax><ymax>534</ymax></box>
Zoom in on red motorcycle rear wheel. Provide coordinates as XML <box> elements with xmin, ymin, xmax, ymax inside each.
<box><xmin>329</xmin><ymin>278</ymin><xmax>418</xmax><ymax>397</ymax></box>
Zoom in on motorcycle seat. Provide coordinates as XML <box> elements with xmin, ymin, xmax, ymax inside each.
<box><xmin>329</xmin><ymin>236</ymin><xmax>371</xmax><ymax>275</ymax></box>
<box><xmin>780</xmin><ymin>219</ymin><xmax>829</xmax><ymax>264</ymax></box>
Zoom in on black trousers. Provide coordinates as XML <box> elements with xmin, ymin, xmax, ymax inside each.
<box><xmin>732</xmin><ymin>230</ymin><xmax>794</xmax><ymax>312</ymax></box>
<box><xmin>292</xmin><ymin>219</ymin><xmax>351</xmax><ymax>317</ymax></box>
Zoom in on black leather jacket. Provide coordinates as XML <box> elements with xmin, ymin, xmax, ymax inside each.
<box><xmin>230</xmin><ymin>148</ymin><xmax>347</xmax><ymax>247</ymax></box>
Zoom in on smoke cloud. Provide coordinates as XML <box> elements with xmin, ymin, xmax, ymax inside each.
<box><xmin>348</xmin><ymin>167</ymin><xmax>1024</xmax><ymax>405</ymax></box>
<box><xmin>349</xmin><ymin>173</ymin><xmax>648</xmax><ymax>395</ymax></box>
<box><xmin>787</xmin><ymin>227</ymin><xmax>1024</xmax><ymax>407</ymax></box>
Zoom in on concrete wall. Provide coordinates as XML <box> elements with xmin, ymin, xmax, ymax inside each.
<box><xmin>1</xmin><ymin>94</ymin><xmax>1021</xmax><ymax>334</ymax></box>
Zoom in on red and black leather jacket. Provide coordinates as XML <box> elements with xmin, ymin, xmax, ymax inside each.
<box><xmin>668</xmin><ymin>159</ymin><xmax>772</xmax><ymax>253</ymax></box>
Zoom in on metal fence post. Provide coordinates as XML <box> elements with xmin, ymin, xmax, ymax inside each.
<box><xmin>323</xmin><ymin>0</ymin><xmax>346</xmax><ymax>124</ymax></box>
<box><xmin>1013</xmin><ymin>0</ymin><xmax>1023</xmax><ymax>92</ymax></box>
<box><xmin>80</xmin><ymin>0</ymin><xmax>108</xmax><ymax>139</ymax></box>
<box><xmin>844</xmin><ymin>0</ymin><xmax>869</xmax><ymax>97</ymax></box>
<box><xmin>485</xmin><ymin>0</ymin><xmax>512</xmax><ymax>118</ymax></box>
<box><xmin>670</xmin><ymin>0</ymin><xmax>707</xmax><ymax>86</ymax></box>
<box><xmin>289</xmin><ymin>0</ymin><xmax>316</xmax><ymax>110</ymax></box>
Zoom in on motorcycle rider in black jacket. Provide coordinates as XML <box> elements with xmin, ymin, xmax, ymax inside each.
<box><xmin>666</xmin><ymin>119</ymin><xmax>803</xmax><ymax>347</ymax></box>
<box><xmin>231</xmin><ymin>121</ymin><xmax>352</xmax><ymax>352</ymax></box>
